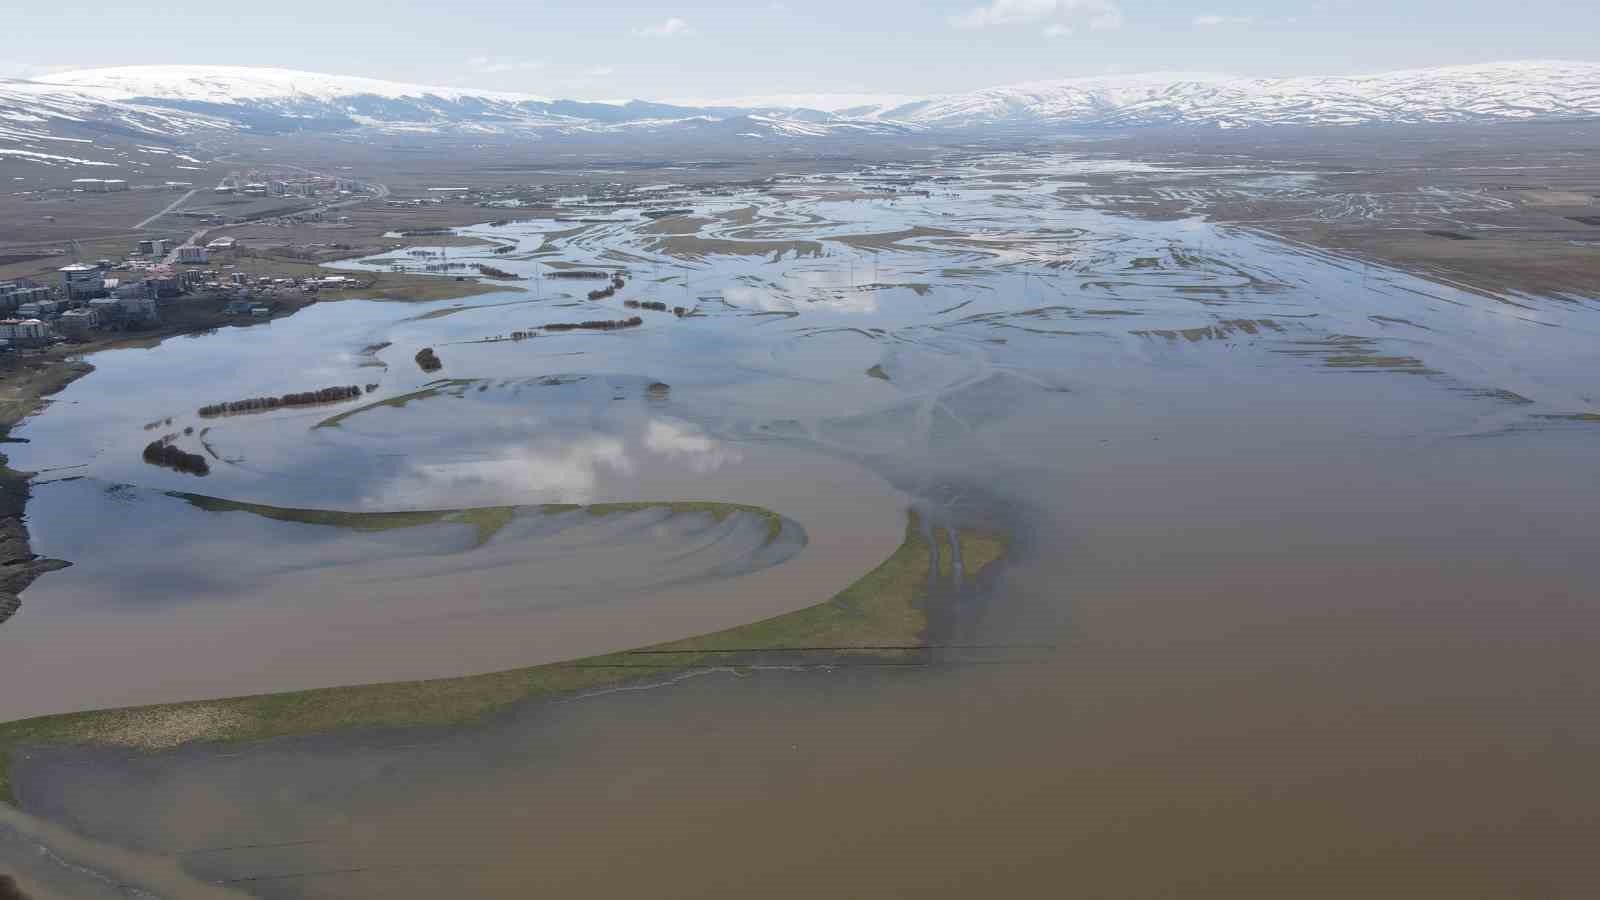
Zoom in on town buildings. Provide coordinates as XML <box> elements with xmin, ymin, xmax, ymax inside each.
<box><xmin>59</xmin><ymin>264</ymin><xmax>105</xmax><ymax>300</ymax></box>
<box><xmin>71</xmin><ymin>178</ymin><xmax>128</xmax><ymax>193</ymax></box>
<box><xmin>0</xmin><ymin>319</ymin><xmax>52</xmax><ymax>346</ymax></box>
<box><xmin>0</xmin><ymin>281</ymin><xmax>51</xmax><ymax>314</ymax></box>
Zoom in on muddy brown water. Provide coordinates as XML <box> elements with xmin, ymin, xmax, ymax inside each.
<box><xmin>3</xmin><ymin>152</ymin><xmax>1598</xmax><ymax>897</ymax></box>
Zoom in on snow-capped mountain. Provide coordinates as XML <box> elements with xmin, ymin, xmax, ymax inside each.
<box><xmin>12</xmin><ymin>65</ymin><xmax>914</xmax><ymax>141</ymax></box>
<box><xmin>879</xmin><ymin>61</ymin><xmax>1600</xmax><ymax>130</ymax></box>
<box><xmin>3</xmin><ymin>61</ymin><xmax>1598</xmax><ymax>168</ymax></box>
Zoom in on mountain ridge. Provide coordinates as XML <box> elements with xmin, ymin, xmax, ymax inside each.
<box><xmin>3</xmin><ymin>61</ymin><xmax>1599</xmax><ymax>168</ymax></box>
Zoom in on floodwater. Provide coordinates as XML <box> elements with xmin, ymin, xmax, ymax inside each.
<box><xmin>4</xmin><ymin>151</ymin><xmax>1599</xmax><ymax>898</ymax></box>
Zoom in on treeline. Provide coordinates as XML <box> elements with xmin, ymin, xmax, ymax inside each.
<box><xmin>198</xmin><ymin>385</ymin><xmax>364</xmax><ymax>418</ymax></box>
<box><xmin>624</xmin><ymin>300</ymin><xmax>668</xmax><ymax>312</ymax></box>
<box><xmin>143</xmin><ymin>440</ymin><xmax>210</xmax><ymax>476</ymax></box>
<box><xmin>543</xmin><ymin>317</ymin><xmax>643</xmax><ymax>332</ymax></box>
<box><xmin>549</xmin><ymin>270</ymin><xmax>610</xmax><ymax>280</ymax></box>
<box><xmin>474</xmin><ymin>264</ymin><xmax>521</xmax><ymax>279</ymax></box>
<box><xmin>587</xmin><ymin>273</ymin><xmax>628</xmax><ymax>301</ymax></box>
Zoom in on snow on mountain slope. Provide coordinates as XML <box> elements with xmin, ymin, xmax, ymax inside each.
<box><xmin>886</xmin><ymin>61</ymin><xmax>1600</xmax><ymax>129</ymax></box>
<box><xmin>4</xmin><ymin>61</ymin><xmax>1599</xmax><ymax>156</ymax></box>
<box><xmin>45</xmin><ymin>65</ymin><xmax>550</xmax><ymax>105</ymax></box>
<box><xmin>0</xmin><ymin>76</ymin><xmax>234</xmax><ymax>171</ymax></box>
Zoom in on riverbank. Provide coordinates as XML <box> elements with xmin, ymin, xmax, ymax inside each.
<box><xmin>0</xmin><ymin>355</ymin><xmax>91</xmax><ymax>627</ymax></box>
<box><xmin>0</xmin><ymin>266</ymin><xmax>521</xmax><ymax>627</ymax></box>
<box><xmin>0</xmin><ymin>509</ymin><xmax>1006</xmax><ymax>804</ymax></box>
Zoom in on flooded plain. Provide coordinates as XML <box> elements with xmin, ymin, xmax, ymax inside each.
<box><xmin>3</xmin><ymin>151</ymin><xmax>1599</xmax><ymax>898</ymax></box>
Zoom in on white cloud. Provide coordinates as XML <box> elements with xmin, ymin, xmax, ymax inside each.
<box><xmin>633</xmin><ymin>17</ymin><xmax>696</xmax><ymax>38</ymax></box>
<box><xmin>951</xmin><ymin>0</ymin><xmax>1058</xmax><ymax>26</ymax></box>
<box><xmin>950</xmin><ymin>0</ymin><xmax>1123</xmax><ymax>33</ymax></box>
<box><xmin>466</xmin><ymin>56</ymin><xmax>547</xmax><ymax>74</ymax></box>
<box><xmin>1193</xmin><ymin>13</ymin><xmax>1255</xmax><ymax>26</ymax></box>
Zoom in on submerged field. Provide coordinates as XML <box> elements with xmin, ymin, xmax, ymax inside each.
<box><xmin>1</xmin><ymin>149</ymin><xmax>1597</xmax><ymax>898</ymax></box>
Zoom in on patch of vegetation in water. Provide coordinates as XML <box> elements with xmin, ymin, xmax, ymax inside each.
<box><xmin>958</xmin><ymin>530</ymin><xmax>1007</xmax><ymax>583</ymax></box>
<box><xmin>1273</xmin><ymin>335</ymin><xmax>1438</xmax><ymax>375</ymax></box>
<box><xmin>162</xmin><ymin>494</ymin><xmax>665</xmax><ymax>549</ymax></box>
<box><xmin>314</xmin><ymin>379</ymin><xmax>479</xmax><ymax>428</ymax></box>
<box><xmin>0</xmin><ymin>510</ymin><xmax>1008</xmax><ymax>803</ymax></box>
<box><xmin>583</xmin><ymin>500</ymin><xmax>784</xmax><ymax>545</ymax></box>
<box><xmin>170</xmin><ymin>492</ymin><xmax>452</xmax><ymax>533</ymax></box>
<box><xmin>141</xmin><ymin>440</ymin><xmax>209</xmax><ymax>477</ymax></box>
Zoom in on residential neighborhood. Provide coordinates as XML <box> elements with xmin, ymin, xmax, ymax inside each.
<box><xmin>0</xmin><ymin>236</ymin><xmax>373</xmax><ymax>350</ymax></box>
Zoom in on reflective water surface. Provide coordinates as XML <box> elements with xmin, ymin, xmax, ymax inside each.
<box><xmin>4</xmin><ymin>152</ymin><xmax>1598</xmax><ymax>898</ymax></box>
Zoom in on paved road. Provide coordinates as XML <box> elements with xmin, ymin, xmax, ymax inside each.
<box><xmin>133</xmin><ymin>188</ymin><xmax>198</xmax><ymax>230</ymax></box>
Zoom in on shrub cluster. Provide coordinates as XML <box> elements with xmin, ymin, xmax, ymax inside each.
<box><xmin>587</xmin><ymin>274</ymin><xmax>628</xmax><ymax>301</ymax></box>
<box><xmin>142</xmin><ymin>440</ymin><xmax>210</xmax><ymax>476</ymax></box>
<box><xmin>473</xmin><ymin>264</ymin><xmax>521</xmax><ymax>279</ymax></box>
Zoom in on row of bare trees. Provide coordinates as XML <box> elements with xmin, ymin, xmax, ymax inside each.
<box><xmin>542</xmin><ymin>316</ymin><xmax>643</xmax><ymax>332</ymax></box>
<box><xmin>198</xmin><ymin>385</ymin><xmax>363</xmax><ymax>418</ymax></box>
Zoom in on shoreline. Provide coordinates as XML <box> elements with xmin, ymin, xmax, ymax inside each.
<box><xmin>0</xmin><ymin>357</ymin><xmax>93</xmax><ymax>627</ymax></box>
<box><xmin>0</xmin><ymin>266</ymin><xmax>518</xmax><ymax>627</ymax></box>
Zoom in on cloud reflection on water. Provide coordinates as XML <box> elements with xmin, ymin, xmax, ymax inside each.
<box><xmin>372</xmin><ymin>417</ymin><xmax>740</xmax><ymax>507</ymax></box>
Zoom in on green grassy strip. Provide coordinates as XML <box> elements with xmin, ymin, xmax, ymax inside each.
<box><xmin>171</xmin><ymin>492</ymin><xmax>452</xmax><ymax>532</ymax></box>
<box><xmin>313</xmin><ymin>379</ymin><xmax>479</xmax><ymax>429</ymax></box>
<box><xmin>167</xmin><ymin>494</ymin><xmax>783</xmax><ymax>549</ymax></box>
<box><xmin>0</xmin><ymin>510</ymin><xmax>976</xmax><ymax>805</ymax></box>
<box><xmin>585</xmin><ymin>501</ymin><xmax>784</xmax><ymax>545</ymax></box>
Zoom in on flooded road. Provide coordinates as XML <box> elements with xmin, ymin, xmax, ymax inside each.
<box><xmin>3</xmin><ymin>151</ymin><xmax>1598</xmax><ymax>897</ymax></box>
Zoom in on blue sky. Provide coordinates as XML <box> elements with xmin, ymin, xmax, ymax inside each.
<box><xmin>8</xmin><ymin>1</ymin><xmax>1597</xmax><ymax>100</ymax></box>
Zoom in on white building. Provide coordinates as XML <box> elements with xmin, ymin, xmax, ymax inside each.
<box><xmin>59</xmin><ymin>264</ymin><xmax>103</xmax><ymax>299</ymax></box>
<box><xmin>70</xmin><ymin>178</ymin><xmax>127</xmax><ymax>193</ymax></box>
<box><xmin>0</xmin><ymin>319</ymin><xmax>51</xmax><ymax>344</ymax></box>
